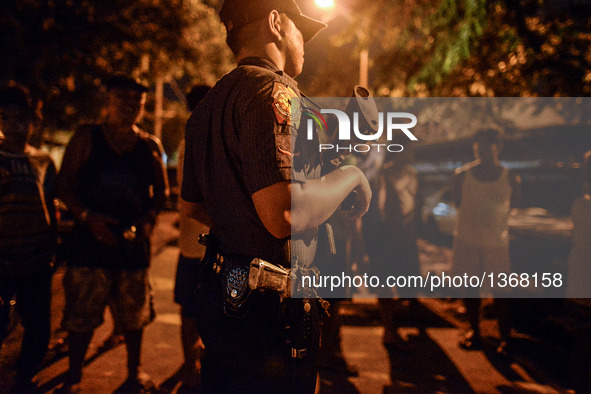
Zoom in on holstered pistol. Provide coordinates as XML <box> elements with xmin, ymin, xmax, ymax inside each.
<box><xmin>249</xmin><ymin>258</ymin><xmax>291</xmax><ymax>298</ymax></box>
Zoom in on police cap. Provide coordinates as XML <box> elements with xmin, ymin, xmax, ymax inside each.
<box><xmin>220</xmin><ymin>0</ymin><xmax>327</xmax><ymax>43</ymax></box>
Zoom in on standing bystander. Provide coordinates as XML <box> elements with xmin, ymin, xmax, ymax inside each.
<box><xmin>566</xmin><ymin>151</ymin><xmax>591</xmax><ymax>298</ymax></box>
<box><xmin>362</xmin><ymin>137</ymin><xmax>422</xmax><ymax>353</ymax></box>
<box><xmin>452</xmin><ymin>129</ymin><xmax>521</xmax><ymax>355</ymax></box>
<box><xmin>173</xmin><ymin>84</ymin><xmax>210</xmax><ymax>388</ymax></box>
<box><xmin>56</xmin><ymin>75</ymin><xmax>169</xmax><ymax>392</ymax></box>
<box><xmin>0</xmin><ymin>81</ymin><xmax>57</xmax><ymax>391</ymax></box>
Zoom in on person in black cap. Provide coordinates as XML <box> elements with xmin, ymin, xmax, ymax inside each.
<box><xmin>56</xmin><ymin>74</ymin><xmax>168</xmax><ymax>392</ymax></box>
<box><xmin>182</xmin><ymin>1</ymin><xmax>372</xmax><ymax>392</ymax></box>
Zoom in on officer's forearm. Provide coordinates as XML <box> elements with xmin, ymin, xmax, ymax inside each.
<box><xmin>291</xmin><ymin>165</ymin><xmax>365</xmax><ymax>234</ymax></box>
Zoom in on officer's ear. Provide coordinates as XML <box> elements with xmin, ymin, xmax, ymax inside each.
<box><xmin>268</xmin><ymin>10</ymin><xmax>284</xmax><ymax>42</ymax></box>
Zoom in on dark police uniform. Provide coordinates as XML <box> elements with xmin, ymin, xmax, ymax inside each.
<box><xmin>182</xmin><ymin>57</ymin><xmax>323</xmax><ymax>393</ymax></box>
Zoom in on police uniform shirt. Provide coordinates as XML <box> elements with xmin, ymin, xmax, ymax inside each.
<box><xmin>182</xmin><ymin>57</ymin><xmax>320</xmax><ymax>267</ymax></box>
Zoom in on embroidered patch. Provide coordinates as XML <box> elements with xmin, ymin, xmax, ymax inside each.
<box><xmin>272</xmin><ymin>83</ymin><xmax>297</xmax><ymax>125</ymax></box>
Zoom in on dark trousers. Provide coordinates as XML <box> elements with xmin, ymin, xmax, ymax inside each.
<box><xmin>0</xmin><ymin>268</ymin><xmax>52</xmax><ymax>379</ymax></box>
<box><xmin>195</xmin><ymin>277</ymin><xmax>319</xmax><ymax>394</ymax></box>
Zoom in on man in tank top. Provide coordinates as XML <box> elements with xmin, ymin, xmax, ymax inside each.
<box><xmin>452</xmin><ymin>129</ymin><xmax>521</xmax><ymax>356</ymax></box>
<box><xmin>56</xmin><ymin>75</ymin><xmax>169</xmax><ymax>392</ymax></box>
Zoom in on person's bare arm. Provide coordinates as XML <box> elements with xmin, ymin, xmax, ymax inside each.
<box><xmin>147</xmin><ymin>136</ymin><xmax>170</xmax><ymax>215</ymax></box>
<box><xmin>252</xmin><ymin>165</ymin><xmax>371</xmax><ymax>239</ymax></box>
<box><xmin>56</xmin><ymin>128</ymin><xmax>92</xmax><ymax>220</ymax></box>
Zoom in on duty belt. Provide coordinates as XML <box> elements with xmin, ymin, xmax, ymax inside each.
<box><xmin>200</xmin><ymin>233</ymin><xmax>329</xmax><ymax>359</ymax></box>
<box><xmin>199</xmin><ymin>234</ymin><xmax>292</xmax><ymax>298</ymax></box>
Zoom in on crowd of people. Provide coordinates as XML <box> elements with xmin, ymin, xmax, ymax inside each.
<box><xmin>1</xmin><ymin>0</ymin><xmax>589</xmax><ymax>393</ymax></box>
<box><xmin>1</xmin><ymin>74</ymin><xmax>170</xmax><ymax>393</ymax></box>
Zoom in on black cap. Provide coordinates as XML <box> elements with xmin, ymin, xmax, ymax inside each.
<box><xmin>0</xmin><ymin>81</ymin><xmax>33</xmax><ymax>112</ymax></box>
<box><xmin>106</xmin><ymin>74</ymin><xmax>149</xmax><ymax>93</ymax></box>
<box><xmin>220</xmin><ymin>0</ymin><xmax>327</xmax><ymax>43</ymax></box>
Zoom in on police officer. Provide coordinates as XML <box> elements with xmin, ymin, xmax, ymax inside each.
<box><xmin>181</xmin><ymin>0</ymin><xmax>372</xmax><ymax>392</ymax></box>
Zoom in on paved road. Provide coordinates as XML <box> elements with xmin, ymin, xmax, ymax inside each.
<box><xmin>0</xmin><ymin>212</ymin><xmax>573</xmax><ymax>393</ymax></box>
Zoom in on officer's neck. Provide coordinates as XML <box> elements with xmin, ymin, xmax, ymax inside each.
<box><xmin>236</xmin><ymin>44</ymin><xmax>285</xmax><ymax>73</ymax></box>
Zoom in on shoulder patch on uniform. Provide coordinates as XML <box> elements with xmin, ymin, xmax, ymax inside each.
<box><xmin>272</xmin><ymin>82</ymin><xmax>297</xmax><ymax>125</ymax></box>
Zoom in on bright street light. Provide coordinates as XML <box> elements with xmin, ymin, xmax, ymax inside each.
<box><xmin>315</xmin><ymin>0</ymin><xmax>335</xmax><ymax>9</ymax></box>
<box><xmin>313</xmin><ymin>0</ymin><xmax>369</xmax><ymax>87</ymax></box>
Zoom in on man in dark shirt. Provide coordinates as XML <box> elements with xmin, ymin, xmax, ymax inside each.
<box><xmin>182</xmin><ymin>0</ymin><xmax>372</xmax><ymax>392</ymax></box>
<box><xmin>57</xmin><ymin>75</ymin><xmax>169</xmax><ymax>392</ymax></box>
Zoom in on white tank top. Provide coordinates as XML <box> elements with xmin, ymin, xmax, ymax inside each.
<box><xmin>455</xmin><ymin>167</ymin><xmax>511</xmax><ymax>247</ymax></box>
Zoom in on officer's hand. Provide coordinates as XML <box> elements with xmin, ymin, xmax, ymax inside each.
<box><xmin>86</xmin><ymin>212</ymin><xmax>119</xmax><ymax>247</ymax></box>
<box><xmin>343</xmin><ymin>171</ymin><xmax>372</xmax><ymax>221</ymax></box>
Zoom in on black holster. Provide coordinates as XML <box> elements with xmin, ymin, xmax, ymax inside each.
<box><xmin>199</xmin><ymin>234</ymin><xmax>253</xmax><ymax>319</ymax></box>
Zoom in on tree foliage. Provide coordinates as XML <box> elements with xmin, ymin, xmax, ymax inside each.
<box><xmin>0</xmin><ymin>0</ymin><xmax>233</xmax><ymax>128</ymax></box>
<box><xmin>317</xmin><ymin>0</ymin><xmax>591</xmax><ymax>97</ymax></box>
